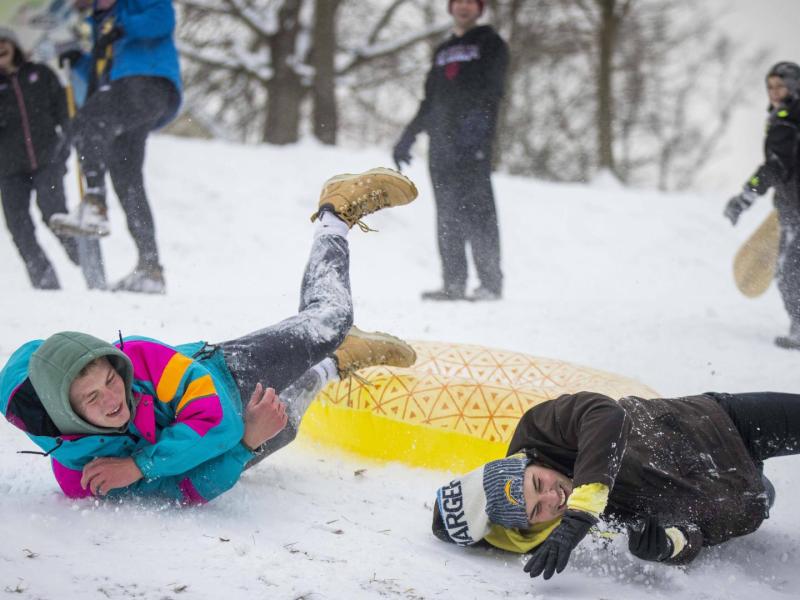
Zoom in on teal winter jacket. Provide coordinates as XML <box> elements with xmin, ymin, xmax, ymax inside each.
<box><xmin>0</xmin><ymin>336</ymin><xmax>254</xmax><ymax>504</ymax></box>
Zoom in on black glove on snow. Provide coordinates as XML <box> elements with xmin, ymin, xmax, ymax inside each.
<box><xmin>92</xmin><ymin>25</ymin><xmax>124</xmax><ymax>59</ymax></box>
<box><xmin>392</xmin><ymin>131</ymin><xmax>415</xmax><ymax>171</ymax></box>
<box><xmin>627</xmin><ymin>516</ymin><xmax>673</xmax><ymax>562</ymax></box>
<box><xmin>724</xmin><ymin>188</ymin><xmax>758</xmax><ymax>225</ymax></box>
<box><xmin>523</xmin><ymin>510</ymin><xmax>596</xmax><ymax>580</ymax></box>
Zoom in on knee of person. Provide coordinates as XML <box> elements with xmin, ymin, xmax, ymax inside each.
<box><xmin>322</xmin><ymin>309</ymin><xmax>353</xmax><ymax>349</ymax></box>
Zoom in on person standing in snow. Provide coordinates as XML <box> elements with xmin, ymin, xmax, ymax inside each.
<box><xmin>724</xmin><ymin>61</ymin><xmax>800</xmax><ymax>349</ymax></box>
<box><xmin>432</xmin><ymin>389</ymin><xmax>797</xmax><ymax>576</ymax></box>
<box><xmin>392</xmin><ymin>0</ymin><xmax>508</xmax><ymax>301</ymax></box>
<box><xmin>0</xmin><ymin>27</ymin><xmax>85</xmax><ymax>289</ymax></box>
<box><xmin>49</xmin><ymin>0</ymin><xmax>182</xmax><ymax>294</ymax></box>
<box><xmin>0</xmin><ymin>168</ymin><xmax>418</xmax><ymax>504</ymax></box>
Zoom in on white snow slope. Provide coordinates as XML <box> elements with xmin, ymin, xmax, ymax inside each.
<box><xmin>0</xmin><ymin>137</ymin><xmax>797</xmax><ymax>600</ymax></box>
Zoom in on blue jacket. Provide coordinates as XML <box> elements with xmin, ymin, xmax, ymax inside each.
<box><xmin>75</xmin><ymin>0</ymin><xmax>182</xmax><ymax>120</ymax></box>
<box><xmin>0</xmin><ymin>336</ymin><xmax>253</xmax><ymax>504</ymax></box>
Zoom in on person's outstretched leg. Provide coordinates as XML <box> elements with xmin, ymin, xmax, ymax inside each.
<box><xmin>220</xmin><ymin>168</ymin><xmax>418</xmax><ymax>460</ymax></box>
<box><xmin>713</xmin><ymin>392</ymin><xmax>800</xmax><ymax>463</ymax></box>
<box><xmin>49</xmin><ymin>77</ymin><xmax>177</xmax><ymax>239</ymax></box>
<box><xmin>245</xmin><ymin>326</ymin><xmax>418</xmax><ymax>466</ymax></box>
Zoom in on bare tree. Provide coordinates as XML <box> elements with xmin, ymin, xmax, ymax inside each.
<box><xmin>176</xmin><ymin>0</ymin><xmax>449</xmax><ymax>145</ymax></box>
<box><xmin>311</xmin><ymin>0</ymin><xmax>342</xmax><ymax>144</ymax></box>
<box><xmin>487</xmin><ymin>0</ymin><xmax>763</xmax><ymax>188</ymax></box>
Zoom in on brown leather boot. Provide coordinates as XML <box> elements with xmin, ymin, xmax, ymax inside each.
<box><xmin>333</xmin><ymin>326</ymin><xmax>417</xmax><ymax>378</ymax></box>
<box><xmin>311</xmin><ymin>167</ymin><xmax>418</xmax><ymax>231</ymax></box>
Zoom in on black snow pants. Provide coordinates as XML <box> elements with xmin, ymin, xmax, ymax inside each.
<box><xmin>71</xmin><ymin>76</ymin><xmax>179</xmax><ymax>271</ymax></box>
<box><xmin>429</xmin><ymin>155</ymin><xmax>502</xmax><ymax>295</ymax></box>
<box><xmin>712</xmin><ymin>391</ymin><xmax>800</xmax><ymax>507</ymax></box>
<box><xmin>0</xmin><ymin>162</ymin><xmax>81</xmax><ymax>288</ymax></box>
<box><xmin>217</xmin><ymin>234</ymin><xmax>354</xmax><ymax>464</ymax></box>
<box><xmin>774</xmin><ymin>184</ymin><xmax>800</xmax><ymax>327</ymax></box>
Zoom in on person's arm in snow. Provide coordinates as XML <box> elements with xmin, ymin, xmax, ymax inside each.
<box><xmin>510</xmin><ymin>393</ymin><xmax>630</xmax><ymax>579</ymax></box>
<box><xmin>56</xmin><ymin>384</ymin><xmax>289</xmax><ymax>503</ymax></box>
<box><xmin>755</xmin><ymin>102</ymin><xmax>800</xmax><ymax>191</ymax></box>
<box><xmin>118</xmin><ymin>0</ymin><xmax>176</xmax><ymax>41</ymax></box>
<box><xmin>52</xmin><ymin>443</ymin><xmax>252</xmax><ymax>504</ymax></box>
<box><xmin>627</xmin><ymin>516</ymin><xmax>703</xmax><ymax>565</ymax></box>
<box><xmin>393</xmin><ymin>62</ymin><xmax>435</xmax><ymax>169</ymax></box>
<box><xmin>727</xmin><ymin>101</ymin><xmax>800</xmax><ymax>224</ymax></box>
<box><xmin>508</xmin><ymin>391</ymin><xmax>630</xmax><ymax>517</ymax></box>
<box><xmin>458</xmin><ymin>34</ymin><xmax>509</xmax><ymax>157</ymax></box>
<box><xmin>42</xmin><ymin>65</ymin><xmax>69</xmax><ymax>132</ymax></box>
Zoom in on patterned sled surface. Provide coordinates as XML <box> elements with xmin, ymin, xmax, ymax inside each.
<box><xmin>298</xmin><ymin>340</ymin><xmax>657</xmax><ymax>471</ymax></box>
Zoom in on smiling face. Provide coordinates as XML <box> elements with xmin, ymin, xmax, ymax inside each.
<box><xmin>69</xmin><ymin>357</ymin><xmax>130</xmax><ymax>428</ymax></box>
<box><xmin>450</xmin><ymin>0</ymin><xmax>482</xmax><ymax>33</ymax></box>
<box><xmin>522</xmin><ymin>464</ymin><xmax>574</xmax><ymax>525</ymax></box>
<box><xmin>767</xmin><ymin>76</ymin><xmax>790</xmax><ymax>109</ymax></box>
<box><xmin>0</xmin><ymin>39</ymin><xmax>17</xmax><ymax>73</ymax></box>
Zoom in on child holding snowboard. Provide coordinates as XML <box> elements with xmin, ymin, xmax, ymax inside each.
<box><xmin>724</xmin><ymin>61</ymin><xmax>800</xmax><ymax>349</ymax></box>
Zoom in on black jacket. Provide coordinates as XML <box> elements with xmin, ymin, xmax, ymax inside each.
<box><xmin>0</xmin><ymin>62</ymin><xmax>68</xmax><ymax>178</ymax></box>
<box><xmin>402</xmin><ymin>25</ymin><xmax>508</xmax><ymax>164</ymax></box>
<box><xmin>507</xmin><ymin>392</ymin><xmax>767</xmax><ymax>564</ymax></box>
<box><xmin>746</xmin><ymin>96</ymin><xmax>800</xmax><ymax>209</ymax></box>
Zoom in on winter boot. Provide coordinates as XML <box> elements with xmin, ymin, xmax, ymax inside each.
<box><xmin>421</xmin><ymin>285</ymin><xmax>466</xmax><ymax>301</ymax></box>
<box><xmin>111</xmin><ymin>264</ymin><xmax>166</xmax><ymax>295</ymax></box>
<box><xmin>333</xmin><ymin>326</ymin><xmax>417</xmax><ymax>379</ymax></box>
<box><xmin>49</xmin><ymin>189</ymin><xmax>110</xmax><ymax>238</ymax></box>
<box><xmin>468</xmin><ymin>286</ymin><xmax>502</xmax><ymax>302</ymax></box>
<box><xmin>774</xmin><ymin>321</ymin><xmax>800</xmax><ymax>350</ymax></box>
<box><xmin>311</xmin><ymin>167</ymin><xmax>418</xmax><ymax>231</ymax></box>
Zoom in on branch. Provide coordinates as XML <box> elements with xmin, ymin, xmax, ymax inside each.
<box><xmin>366</xmin><ymin>0</ymin><xmax>410</xmax><ymax>46</ymax></box>
<box><xmin>177</xmin><ymin>42</ymin><xmax>272</xmax><ymax>84</ymax></box>
<box><xmin>338</xmin><ymin>20</ymin><xmax>450</xmax><ymax>76</ymax></box>
<box><xmin>221</xmin><ymin>0</ymin><xmax>280</xmax><ymax>38</ymax></box>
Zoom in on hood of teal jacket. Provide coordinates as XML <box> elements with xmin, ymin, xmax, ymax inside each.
<box><xmin>28</xmin><ymin>332</ymin><xmax>134</xmax><ymax>436</ymax></box>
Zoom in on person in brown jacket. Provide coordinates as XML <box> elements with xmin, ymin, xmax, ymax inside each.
<box><xmin>432</xmin><ymin>391</ymin><xmax>798</xmax><ymax>578</ymax></box>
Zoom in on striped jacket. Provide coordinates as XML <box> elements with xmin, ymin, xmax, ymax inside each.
<box><xmin>0</xmin><ymin>336</ymin><xmax>253</xmax><ymax>504</ymax></box>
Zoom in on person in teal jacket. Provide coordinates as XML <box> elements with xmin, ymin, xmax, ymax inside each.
<box><xmin>50</xmin><ymin>0</ymin><xmax>183</xmax><ymax>294</ymax></box>
<box><xmin>0</xmin><ymin>168</ymin><xmax>419</xmax><ymax>503</ymax></box>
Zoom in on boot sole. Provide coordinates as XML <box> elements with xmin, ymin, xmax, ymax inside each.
<box><xmin>321</xmin><ymin>167</ymin><xmax>418</xmax><ymax>207</ymax></box>
<box><xmin>49</xmin><ymin>221</ymin><xmax>110</xmax><ymax>238</ymax></box>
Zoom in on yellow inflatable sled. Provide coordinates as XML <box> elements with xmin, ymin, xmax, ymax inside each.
<box><xmin>298</xmin><ymin>341</ymin><xmax>656</xmax><ymax>472</ymax></box>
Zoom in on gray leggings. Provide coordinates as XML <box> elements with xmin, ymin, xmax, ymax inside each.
<box><xmin>217</xmin><ymin>234</ymin><xmax>353</xmax><ymax>464</ymax></box>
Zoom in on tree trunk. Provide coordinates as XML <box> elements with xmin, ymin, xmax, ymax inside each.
<box><xmin>596</xmin><ymin>0</ymin><xmax>617</xmax><ymax>175</ymax></box>
<box><xmin>312</xmin><ymin>0</ymin><xmax>341</xmax><ymax>145</ymax></box>
<box><xmin>264</xmin><ymin>0</ymin><xmax>305</xmax><ymax>145</ymax></box>
<box><xmin>494</xmin><ymin>0</ymin><xmax>524</xmax><ymax>169</ymax></box>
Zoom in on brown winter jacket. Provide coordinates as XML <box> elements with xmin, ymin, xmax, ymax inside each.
<box><xmin>507</xmin><ymin>392</ymin><xmax>768</xmax><ymax>564</ymax></box>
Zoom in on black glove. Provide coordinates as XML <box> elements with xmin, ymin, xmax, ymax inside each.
<box><xmin>724</xmin><ymin>188</ymin><xmax>757</xmax><ymax>225</ymax></box>
<box><xmin>392</xmin><ymin>131</ymin><xmax>415</xmax><ymax>171</ymax></box>
<box><xmin>58</xmin><ymin>48</ymin><xmax>84</xmax><ymax>69</ymax></box>
<box><xmin>627</xmin><ymin>516</ymin><xmax>673</xmax><ymax>562</ymax></box>
<box><xmin>523</xmin><ymin>510</ymin><xmax>595</xmax><ymax>580</ymax></box>
<box><xmin>92</xmin><ymin>25</ymin><xmax>124</xmax><ymax>59</ymax></box>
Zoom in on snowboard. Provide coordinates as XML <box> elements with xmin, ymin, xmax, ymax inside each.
<box><xmin>733</xmin><ymin>209</ymin><xmax>780</xmax><ymax>298</ymax></box>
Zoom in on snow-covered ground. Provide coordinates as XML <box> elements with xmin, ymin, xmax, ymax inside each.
<box><xmin>0</xmin><ymin>137</ymin><xmax>797</xmax><ymax>599</ymax></box>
